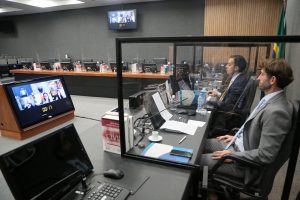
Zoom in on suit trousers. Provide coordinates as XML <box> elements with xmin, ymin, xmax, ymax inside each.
<box><xmin>200</xmin><ymin>139</ymin><xmax>245</xmax><ymax>179</ymax></box>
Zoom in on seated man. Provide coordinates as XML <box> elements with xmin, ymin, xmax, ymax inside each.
<box><xmin>201</xmin><ymin>59</ymin><xmax>294</xmax><ymax>182</ymax></box>
<box><xmin>207</xmin><ymin>55</ymin><xmax>248</xmax><ymax>112</ymax></box>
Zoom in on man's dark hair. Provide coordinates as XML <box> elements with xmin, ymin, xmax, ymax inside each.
<box><xmin>229</xmin><ymin>55</ymin><xmax>247</xmax><ymax>73</ymax></box>
<box><xmin>261</xmin><ymin>59</ymin><xmax>294</xmax><ymax>89</ymax></box>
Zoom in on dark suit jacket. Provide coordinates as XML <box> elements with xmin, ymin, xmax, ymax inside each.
<box><xmin>218</xmin><ymin>73</ymin><xmax>248</xmax><ymax>112</ymax></box>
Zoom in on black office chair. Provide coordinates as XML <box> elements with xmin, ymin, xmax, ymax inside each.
<box><xmin>208</xmin><ymin>76</ymin><xmax>258</xmax><ymax>137</ymax></box>
<box><xmin>201</xmin><ymin>100</ymin><xmax>300</xmax><ymax>199</ymax></box>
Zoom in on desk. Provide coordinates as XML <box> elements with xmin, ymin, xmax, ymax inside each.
<box><xmin>129</xmin><ymin>112</ymin><xmax>211</xmax><ymax>165</ymax></box>
<box><xmin>10</xmin><ymin>69</ymin><xmax>170</xmax><ymax>98</ymax></box>
<box><xmin>0</xmin><ymin>96</ymin><xmax>205</xmax><ymax>200</ymax></box>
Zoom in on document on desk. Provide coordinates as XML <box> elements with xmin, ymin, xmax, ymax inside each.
<box><xmin>152</xmin><ymin>92</ymin><xmax>172</xmax><ymax>121</ymax></box>
<box><xmin>141</xmin><ymin>143</ymin><xmax>193</xmax><ymax>163</ymax></box>
<box><xmin>187</xmin><ymin>120</ymin><xmax>206</xmax><ymax>127</ymax></box>
<box><xmin>160</xmin><ymin>121</ymin><xmax>198</xmax><ymax>135</ymax></box>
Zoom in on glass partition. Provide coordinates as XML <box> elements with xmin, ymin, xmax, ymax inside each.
<box><xmin>116</xmin><ymin>36</ymin><xmax>300</xmax><ymax>168</ymax></box>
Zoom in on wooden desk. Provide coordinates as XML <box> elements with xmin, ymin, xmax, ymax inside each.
<box><xmin>10</xmin><ymin>70</ymin><xmax>170</xmax><ymax>98</ymax></box>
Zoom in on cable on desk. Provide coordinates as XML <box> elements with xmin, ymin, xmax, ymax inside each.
<box><xmin>75</xmin><ymin>115</ymin><xmax>101</xmax><ymax>122</ymax></box>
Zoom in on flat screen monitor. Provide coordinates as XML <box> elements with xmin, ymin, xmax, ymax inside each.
<box><xmin>153</xmin><ymin>58</ymin><xmax>167</xmax><ymax>65</ymax></box>
<box><xmin>109</xmin><ymin>62</ymin><xmax>127</xmax><ymax>72</ymax></box>
<box><xmin>40</xmin><ymin>61</ymin><xmax>52</xmax><ymax>70</ymax></box>
<box><xmin>4</xmin><ymin>76</ymin><xmax>75</xmax><ymax>129</ymax></box>
<box><xmin>0</xmin><ymin>124</ymin><xmax>93</xmax><ymax>200</ymax></box>
<box><xmin>83</xmin><ymin>62</ymin><xmax>99</xmax><ymax>72</ymax></box>
<box><xmin>61</xmin><ymin>62</ymin><xmax>74</xmax><ymax>71</ymax></box>
<box><xmin>142</xmin><ymin>63</ymin><xmax>158</xmax><ymax>73</ymax></box>
<box><xmin>21</xmin><ymin>62</ymin><xmax>33</xmax><ymax>70</ymax></box>
<box><xmin>107</xmin><ymin>9</ymin><xmax>137</xmax><ymax>30</ymax></box>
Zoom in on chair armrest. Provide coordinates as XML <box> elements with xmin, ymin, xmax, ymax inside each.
<box><xmin>216</xmin><ymin>110</ymin><xmax>241</xmax><ymax>117</ymax></box>
<box><xmin>211</xmin><ymin>154</ymin><xmax>263</xmax><ymax>174</ymax></box>
<box><xmin>202</xmin><ymin>166</ymin><xmax>208</xmax><ymax>189</ymax></box>
<box><xmin>229</xmin><ymin>128</ymin><xmax>240</xmax><ymax>134</ymax></box>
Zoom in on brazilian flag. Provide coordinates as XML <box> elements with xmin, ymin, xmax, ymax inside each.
<box><xmin>272</xmin><ymin>6</ymin><xmax>286</xmax><ymax>59</ymax></box>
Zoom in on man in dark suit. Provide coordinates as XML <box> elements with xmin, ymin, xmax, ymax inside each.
<box><xmin>207</xmin><ymin>55</ymin><xmax>248</xmax><ymax>112</ymax></box>
<box><xmin>201</xmin><ymin>59</ymin><xmax>294</xmax><ymax>180</ymax></box>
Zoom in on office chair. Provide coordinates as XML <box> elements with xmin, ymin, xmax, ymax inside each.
<box><xmin>201</xmin><ymin>100</ymin><xmax>300</xmax><ymax>200</ymax></box>
<box><xmin>208</xmin><ymin>76</ymin><xmax>258</xmax><ymax>137</ymax></box>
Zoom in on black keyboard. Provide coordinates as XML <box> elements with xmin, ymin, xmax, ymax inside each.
<box><xmin>85</xmin><ymin>181</ymin><xmax>130</xmax><ymax>200</ymax></box>
<box><xmin>170</xmin><ymin>114</ymin><xmax>188</xmax><ymax>123</ymax></box>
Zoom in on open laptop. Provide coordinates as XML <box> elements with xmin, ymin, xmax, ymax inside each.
<box><xmin>0</xmin><ymin>124</ymin><xmax>130</xmax><ymax>200</ymax></box>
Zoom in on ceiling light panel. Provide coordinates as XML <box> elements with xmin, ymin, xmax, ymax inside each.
<box><xmin>6</xmin><ymin>0</ymin><xmax>84</xmax><ymax>8</ymax></box>
<box><xmin>0</xmin><ymin>7</ymin><xmax>22</xmax><ymax>13</ymax></box>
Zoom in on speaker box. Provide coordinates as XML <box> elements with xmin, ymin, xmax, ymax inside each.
<box><xmin>0</xmin><ymin>20</ymin><xmax>16</xmax><ymax>34</ymax></box>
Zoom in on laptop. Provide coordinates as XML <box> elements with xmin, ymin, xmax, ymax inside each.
<box><xmin>0</xmin><ymin>124</ymin><xmax>130</xmax><ymax>200</ymax></box>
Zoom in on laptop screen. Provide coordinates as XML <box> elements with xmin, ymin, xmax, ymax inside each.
<box><xmin>0</xmin><ymin>124</ymin><xmax>93</xmax><ymax>200</ymax></box>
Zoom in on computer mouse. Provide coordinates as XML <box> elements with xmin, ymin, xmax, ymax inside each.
<box><xmin>103</xmin><ymin>169</ymin><xmax>124</xmax><ymax>179</ymax></box>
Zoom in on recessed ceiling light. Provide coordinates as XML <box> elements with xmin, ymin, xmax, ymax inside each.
<box><xmin>0</xmin><ymin>7</ymin><xmax>22</xmax><ymax>13</ymax></box>
<box><xmin>6</xmin><ymin>0</ymin><xmax>84</xmax><ymax>8</ymax></box>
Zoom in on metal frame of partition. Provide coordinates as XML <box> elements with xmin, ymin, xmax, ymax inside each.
<box><xmin>173</xmin><ymin>42</ymin><xmax>271</xmax><ymax>74</ymax></box>
<box><xmin>116</xmin><ymin>35</ymin><xmax>300</xmax><ymax>172</ymax></box>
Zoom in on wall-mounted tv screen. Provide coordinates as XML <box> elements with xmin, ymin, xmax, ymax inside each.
<box><xmin>4</xmin><ymin>76</ymin><xmax>74</xmax><ymax>129</ymax></box>
<box><xmin>107</xmin><ymin>9</ymin><xmax>137</xmax><ymax>30</ymax></box>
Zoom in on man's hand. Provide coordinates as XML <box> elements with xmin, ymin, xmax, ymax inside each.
<box><xmin>207</xmin><ymin>90</ymin><xmax>218</xmax><ymax>97</ymax></box>
<box><xmin>211</xmin><ymin>150</ymin><xmax>233</xmax><ymax>162</ymax></box>
<box><xmin>216</xmin><ymin>135</ymin><xmax>235</xmax><ymax>143</ymax></box>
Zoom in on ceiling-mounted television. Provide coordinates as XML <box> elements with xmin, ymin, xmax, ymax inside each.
<box><xmin>107</xmin><ymin>9</ymin><xmax>137</xmax><ymax>30</ymax></box>
<box><xmin>4</xmin><ymin>76</ymin><xmax>74</xmax><ymax>129</ymax></box>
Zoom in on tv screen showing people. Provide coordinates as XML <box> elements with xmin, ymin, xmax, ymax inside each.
<box><xmin>4</xmin><ymin>76</ymin><xmax>74</xmax><ymax>129</ymax></box>
<box><xmin>107</xmin><ymin>9</ymin><xmax>137</xmax><ymax>30</ymax></box>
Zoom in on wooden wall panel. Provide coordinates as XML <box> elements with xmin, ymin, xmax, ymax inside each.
<box><xmin>203</xmin><ymin>0</ymin><xmax>282</xmax><ymax>69</ymax></box>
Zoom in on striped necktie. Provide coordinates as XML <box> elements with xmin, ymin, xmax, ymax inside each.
<box><xmin>224</xmin><ymin>98</ymin><xmax>267</xmax><ymax>150</ymax></box>
<box><xmin>219</xmin><ymin>85</ymin><xmax>229</xmax><ymax>102</ymax></box>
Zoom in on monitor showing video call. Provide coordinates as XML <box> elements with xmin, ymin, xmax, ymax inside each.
<box><xmin>4</xmin><ymin>76</ymin><xmax>74</xmax><ymax>129</ymax></box>
<box><xmin>107</xmin><ymin>9</ymin><xmax>137</xmax><ymax>30</ymax></box>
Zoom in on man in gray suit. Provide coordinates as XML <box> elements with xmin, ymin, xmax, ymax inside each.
<box><xmin>201</xmin><ymin>59</ymin><xmax>294</xmax><ymax>179</ymax></box>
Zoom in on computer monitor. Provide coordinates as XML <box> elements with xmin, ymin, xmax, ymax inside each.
<box><xmin>109</xmin><ymin>62</ymin><xmax>127</xmax><ymax>72</ymax></box>
<box><xmin>0</xmin><ymin>124</ymin><xmax>93</xmax><ymax>200</ymax></box>
<box><xmin>142</xmin><ymin>63</ymin><xmax>158</xmax><ymax>73</ymax></box>
<box><xmin>143</xmin><ymin>92</ymin><xmax>166</xmax><ymax>130</ymax></box>
<box><xmin>153</xmin><ymin>58</ymin><xmax>167</xmax><ymax>66</ymax></box>
<box><xmin>61</xmin><ymin>62</ymin><xmax>74</xmax><ymax>71</ymax></box>
<box><xmin>3</xmin><ymin>76</ymin><xmax>75</xmax><ymax>129</ymax></box>
<box><xmin>0</xmin><ymin>59</ymin><xmax>7</xmax><ymax>65</ymax></box>
<box><xmin>83</xmin><ymin>62</ymin><xmax>99</xmax><ymax>72</ymax></box>
<box><xmin>7</xmin><ymin>58</ymin><xmax>17</xmax><ymax>65</ymax></box>
<box><xmin>48</xmin><ymin>58</ymin><xmax>58</xmax><ymax>66</ymax></box>
<box><xmin>40</xmin><ymin>61</ymin><xmax>52</xmax><ymax>70</ymax></box>
<box><xmin>107</xmin><ymin>9</ymin><xmax>137</xmax><ymax>30</ymax></box>
<box><xmin>21</xmin><ymin>62</ymin><xmax>33</xmax><ymax>70</ymax></box>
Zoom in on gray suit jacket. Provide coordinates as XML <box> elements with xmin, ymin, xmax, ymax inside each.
<box><xmin>233</xmin><ymin>92</ymin><xmax>293</xmax><ymax>184</ymax></box>
<box><xmin>234</xmin><ymin>92</ymin><xmax>292</xmax><ymax>164</ymax></box>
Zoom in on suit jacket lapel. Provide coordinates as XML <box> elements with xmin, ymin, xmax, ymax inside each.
<box><xmin>244</xmin><ymin>92</ymin><xmax>284</xmax><ymax>126</ymax></box>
